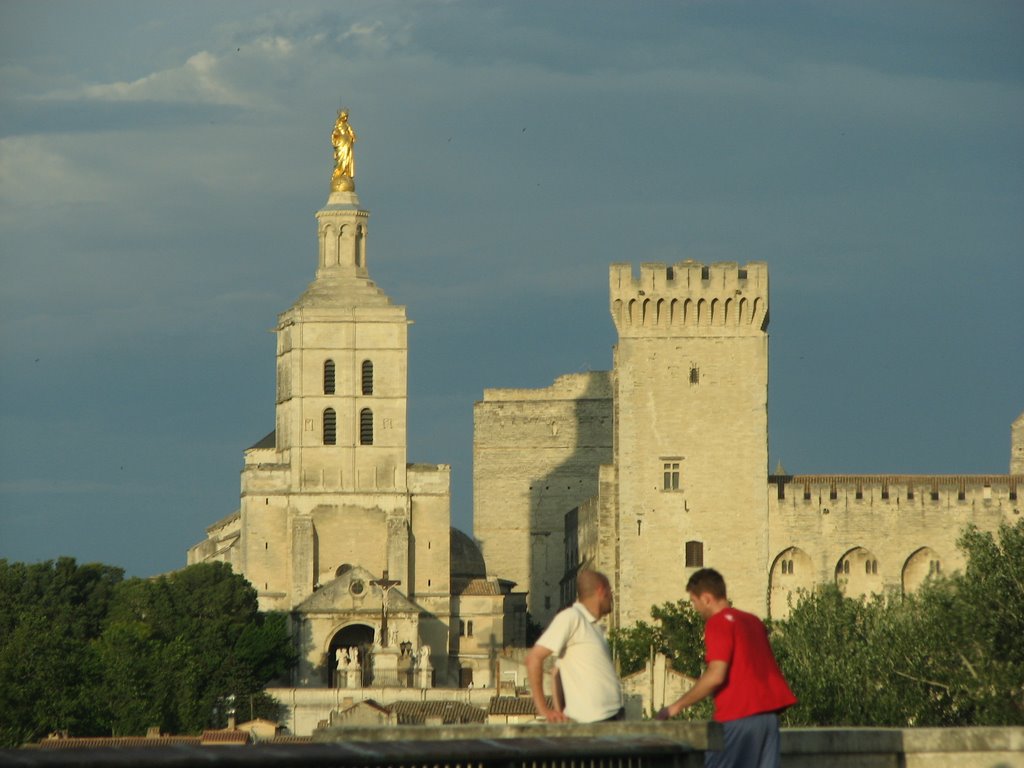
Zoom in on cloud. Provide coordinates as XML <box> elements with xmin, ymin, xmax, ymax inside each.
<box><xmin>0</xmin><ymin>135</ymin><xmax>118</xmax><ymax>203</ymax></box>
<box><xmin>70</xmin><ymin>50</ymin><xmax>255</xmax><ymax>107</ymax></box>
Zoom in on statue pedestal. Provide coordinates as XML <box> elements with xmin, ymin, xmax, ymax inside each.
<box><xmin>370</xmin><ymin>646</ymin><xmax>402</xmax><ymax>687</ymax></box>
<box><xmin>326</xmin><ymin>190</ymin><xmax>360</xmax><ymax>208</ymax></box>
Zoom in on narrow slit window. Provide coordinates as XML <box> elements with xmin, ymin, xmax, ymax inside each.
<box><xmin>323</xmin><ymin>359</ymin><xmax>336</xmax><ymax>394</ymax></box>
<box><xmin>323</xmin><ymin>408</ymin><xmax>337</xmax><ymax>445</ymax></box>
<box><xmin>361</xmin><ymin>360</ymin><xmax>374</xmax><ymax>395</ymax></box>
<box><xmin>359</xmin><ymin>408</ymin><xmax>373</xmax><ymax>445</ymax></box>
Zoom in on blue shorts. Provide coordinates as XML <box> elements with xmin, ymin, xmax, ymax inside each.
<box><xmin>706</xmin><ymin>712</ymin><xmax>781</xmax><ymax>768</ymax></box>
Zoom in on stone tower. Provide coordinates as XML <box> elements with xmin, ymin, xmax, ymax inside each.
<box><xmin>608</xmin><ymin>261</ymin><xmax>770</xmax><ymax>626</ymax></box>
<box><xmin>1012</xmin><ymin>411</ymin><xmax>1024</xmax><ymax>475</ymax></box>
<box><xmin>189</xmin><ymin>116</ymin><xmax>454</xmax><ymax>684</ymax></box>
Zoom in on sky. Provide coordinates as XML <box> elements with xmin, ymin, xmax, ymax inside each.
<box><xmin>1</xmin><ymin>1</ymin><xmax>1022</xmax><ymax>579</ymax></box>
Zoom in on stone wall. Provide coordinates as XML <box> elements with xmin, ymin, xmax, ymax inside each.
<box><xmin>767</xmin><ymin>473</ymin><xmax>1021</xmax><ymax>618</ymax></box>
<box><xmin>609</xmin><ymin>261</ymin><xmax>770</xmax><ymax>627</ymax></box>
<box><xmin>473</xmin><ymin>372</ymin><xmax>613</xmax><ymax>625</ymax></box>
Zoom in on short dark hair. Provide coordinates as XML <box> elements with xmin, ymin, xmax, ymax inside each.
<box><xmin>686</xmin><ymin>568</ymin><xmax>727</xmax><ymax>599</ymax></box>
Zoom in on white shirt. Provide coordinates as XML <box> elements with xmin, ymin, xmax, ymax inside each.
<box><xmin>536</xmin><ymin>602</ymin><xmax>622</xmax><ymax>722</ymax></box>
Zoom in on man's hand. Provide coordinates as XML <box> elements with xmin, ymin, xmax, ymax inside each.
<box><xmin>654</xmin><ymin>706</ymin><xmax>672</xmax><ymax>721</ymax></box>
<box><xmin>544</xmin><ymin>708</ymin><xmax>571</xmax><ymax>723</ymax></box>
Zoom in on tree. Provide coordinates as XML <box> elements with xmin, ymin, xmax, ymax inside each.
<box><xmin>98</xmin><ymin>562</ymin><xmax>295</xmax><ymax>734</ymax></box>
<box><xmin>772</xmin><ymin>520</ymin><xmax>1024</xmax><ymax>726</ymax></box>
<box><xmin>609</xmin><ymin>599</ymin><xmax>712</xmax><ymax>719</ymax></box>
<box><xmin>0</xmin><ymin>559</ymin><xmax>296</xmax><ymax>745</ymax></box>
<box><xmin>614</xmin><ymin>520</ymin><xmax>1024</xmax><ymax>727</ymax></box>
<box><xmin>0</xmin><ymin>558</ymin><xmax>124</xmax><ymax>746</ymax></box>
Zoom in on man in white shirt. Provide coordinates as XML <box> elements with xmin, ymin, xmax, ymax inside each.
<box><xmin>526</xmin><ymin>570</ymin><xmax>624</xmax><ymax>722</ymax></box>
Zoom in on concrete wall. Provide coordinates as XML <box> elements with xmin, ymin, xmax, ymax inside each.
<box><xmin>312</xmin><ymin>719</ymin><xmax>1024</xmax><ymax>768</ymax></box>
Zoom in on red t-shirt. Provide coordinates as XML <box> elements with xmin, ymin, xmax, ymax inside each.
<box><xmin>704</xmin><ymin>607</ymin><xmax>797</xmax><ymax>723</ymax></box>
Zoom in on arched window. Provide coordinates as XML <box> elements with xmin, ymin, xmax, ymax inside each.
<box><xmin>359</xmin><ymin>408</ymin><xmax>373</xmax><ymax>445</ymax></box>
<box><xmin>323</xmin><ymin>408</ymin><xmax>337</xmax><ymax>445</ymax></box>
<box><xmin>361</xmin><ymin>360</ymin><xmax>374</xmax><ymax>395</ymax></box>
<box><xmin>323</xmin><ymin>359</ymin><xmax>336</xmax><ymax>394</ymax></box>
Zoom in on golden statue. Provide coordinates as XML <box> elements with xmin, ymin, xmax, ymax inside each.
<box><xmin>331</xmin><ymin>109</ymin><xmax>357</xmax><ymax>192</ymax></box>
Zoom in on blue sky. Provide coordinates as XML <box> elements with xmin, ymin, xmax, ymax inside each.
<box><xmin>1</xmin><ymin>1</ymin><xmax>1022</xmax><ymax>578</ymax></box>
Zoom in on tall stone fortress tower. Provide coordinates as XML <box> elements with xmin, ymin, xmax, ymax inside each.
<box><xmin>609</xmin><ymin>261</ymin><xmax>769</xmax><ymax>626</ymax></box>
<box><xmin>189</xmin><ymin>111</ymin><xmax>454</xmax><ymax>685</ymax></box>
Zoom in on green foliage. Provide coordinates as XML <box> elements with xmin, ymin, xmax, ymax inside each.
<box><xmin>0</xmin><ymin>560</ymin><xmax>295</xmax><ymax>746</ymax></box>
<box><xmin>609</xmin><ymin>599</ymin><xmax>712</xmax><ymax>720</ymax></box>
<box><xmin>610</xmin><ymin>599</ymin><xmax>705</xmax><ymax>677</ymax></box>
<box><xmin>615</xmin><ymin>520</ymin><xmax>1024</xmax><ymax>727</ymax></box>
<box><xmin>773</xmin><ymin>520</ymin><xmax>1024</xmax><ymax>726</ymax></box>
<box><xmin>98</xmin><ymin>562</ymin><xmax>296</xmax><ymax>735</ymax></box>
<box><xmin>0</xmin><ymin>558</ymin><xmax>124</xmax><ymax>746</ymax></box>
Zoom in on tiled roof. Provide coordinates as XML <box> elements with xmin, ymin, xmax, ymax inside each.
<box><xmin>339</xmin><ymin>698</ymin><xmax>391</xmax><ymax>715</ymax></box>
<box><xmin>487</xmin><ymin>696</ymin><xmax>551</xmax><ymax>716</ymax></box>
<box><xmin>38</xmin><ymin>736</ymin><xmax>201</xmax><ymax>749</ymax></box>
<box><xmin>388</xmin><ymin>700</ymin><xmax>486</xmax><ymax>725</ymax></box>
<box><xmin>200</xmin><ymin>729</ymin><xmax>250</xmax><ymax>745</ymax></box>
<box><xmin>769</xmin><ymin>472</ymin><xmax>1020</xmax><ymax>484</ymax></box>
<box><xmin>267</xmin><ymin>735</ymin><xmax>313</xmax><ymax>744</ymax></box>
<box><xmin>451</xmin><ymin>577</ymin><xmax>503</xmax><ymax>596</ymax></box>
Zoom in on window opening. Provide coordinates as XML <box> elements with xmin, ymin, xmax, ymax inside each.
<box><xmin>684</xmin><ymin>540</ymin><xmax>704</xmax><ymax>568</ymax></box>
<box><xmin>663</xmin><ymin>462</ymin><xmax>680</xmax><ymax>490</ymax></box>
<box><xmin>360</xmin><ymin>408</ymin><xmax>373</xmax><ymax>445</ymax></box>
<box><xmin>323</xmin><ymin>359</ymin><xmax>336</xmax><ymax>394</ymax></box>
<box><xmin>323</xmin><ymin>408</ymin><xmax>337</xmax><ymax>445</ymax></box>
<box><xmin>361</xmin><ymin>360</ymin><xmax>374</xmax><ymax>395</ymax></box>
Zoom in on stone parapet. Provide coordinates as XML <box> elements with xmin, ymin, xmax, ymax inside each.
<box><xmin>610</xmin><ymin>260</ymin><xmax>768</xmax><ymax>337</ymax></box>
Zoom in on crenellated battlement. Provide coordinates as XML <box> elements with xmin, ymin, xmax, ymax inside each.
<box><xmin>609</xmin><ymin>260</ymin><xmax>768</xmax><ymax>336</ymax></box>
<box><xmin>769</xmin><ymin>473</ymin><xmax>1021</xmax><ymax>509</ymax></box>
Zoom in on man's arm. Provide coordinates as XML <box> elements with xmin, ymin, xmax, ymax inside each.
<box><xmin>552</xmin><ymin>665</ymin><xmax>566</xmax><ymax>713</ymax></box>
<box><xmin>655</xmin><ymin>660</ymin><xmax>728</xmax><ymax>720</ymax></box>
<box><xmin>526</xmin><ymin>644</ymin><xmax>569</xmax><ymax>723</ymax></box>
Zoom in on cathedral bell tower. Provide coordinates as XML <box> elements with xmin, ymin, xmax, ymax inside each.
<box><xmin>238</xmin><ymin>109</ymin><xmax>414</xmax><ymax>611</ymax></box>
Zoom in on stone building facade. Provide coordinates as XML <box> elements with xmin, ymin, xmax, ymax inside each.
<box><xmin>188</xmin><ymin>164</ymin><xmax>525</xmax><ymax>690</ymax></box>
<box><xmin>475</xmin><ymin>260</ymin><xmax>1022</xmax><ymax>628</ymax></box>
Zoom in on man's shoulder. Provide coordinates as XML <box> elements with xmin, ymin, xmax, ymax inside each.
<box><xmin>708</xmin><ymin>606</ymin><xmax>761</xmax><ymax>630</ymax></box>
<box><xmin>544</xmin><ymin>604</ymin><xmax>583</xmax><ymax>632</ymax></box>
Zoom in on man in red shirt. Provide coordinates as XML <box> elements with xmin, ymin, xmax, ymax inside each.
<box><xmin>656</xmin><ymin>568</ymin><xmax>796</xmax><ymax>768</ymax></box>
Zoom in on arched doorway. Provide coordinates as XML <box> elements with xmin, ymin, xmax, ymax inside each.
<box><xmin>327</xmin><ymin>623</ymin><xmax>374</xmax><ymax>688</ymax></box>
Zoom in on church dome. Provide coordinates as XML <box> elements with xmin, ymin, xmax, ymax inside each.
<box><xmin>450</xmin><ymin>528</ymin><xmax>486</xmax><ymax>579</ymax></box>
